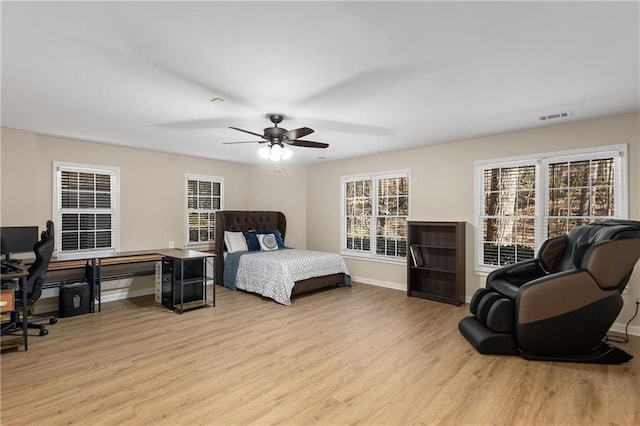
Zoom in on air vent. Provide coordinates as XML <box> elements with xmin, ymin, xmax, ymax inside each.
<box><xmin>538</xmin><ymin>111</ymin><xmax>571</xmax><ymax>121</ymax></box>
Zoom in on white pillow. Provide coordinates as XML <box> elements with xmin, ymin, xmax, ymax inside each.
<box><xmin>258</xmin><ymin>233</ymin><xmax>279</xmax><ymax>251</ymax></box>
<box><xmin>224</xmin><ymin>231</ymin><xmax>248</xmax><ymax>253</ymax></box>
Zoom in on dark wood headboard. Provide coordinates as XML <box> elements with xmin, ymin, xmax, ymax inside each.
<box><xmin>214</xmin><ymin>210</ymin><xmax>287</xmax><ymax>284</ymax></box>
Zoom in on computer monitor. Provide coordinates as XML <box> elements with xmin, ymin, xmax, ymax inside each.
<box><xmin>1</xmin><ymin>226</ymin><xmax>39</xmax><ymax>260</ymax></box>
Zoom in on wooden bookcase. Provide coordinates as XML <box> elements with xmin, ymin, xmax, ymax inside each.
<box><xmin>407</xmin><ymin>221</ymin><xmax>465</xmax><ymax>305</ymax></box>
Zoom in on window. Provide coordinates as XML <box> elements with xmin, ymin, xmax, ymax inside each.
<box><xmin>342</xmin><ymin>171</ymin><xmax>410</xmax><ymax>261</ymax></box>
<box><xmin>546</xmin><ymin>156</ymin><xmax>617</xmax><ymax>237</ymax></box>
<box><xmin>481</xmin><ymin>162</ymin><xmax>537</xmax><ymax>267</ymax></box>
<box><xmin>476</xmin><ymin>145</ymin><xmax>627</xmax><ymax>271</ymax></box>
<box><xmin>185</xmin><ymin>174</ymin><xmax>223</xmax><ymax>246</ymax></box>
<box><xmin>53</xmin><ymin>162</ymin><xmax>119</xmax><ymax>255</ymax></box>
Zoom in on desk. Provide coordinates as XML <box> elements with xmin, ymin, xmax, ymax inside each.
<box><xmin>90</xmin><ymin>250</ymin><xmax>170</xmax><ymax>312</ymax></box>
<box><xmin>33</xmin><ymin>250</ymin><xmax>174</xmax><ymax>312</ymax></box>
<box><xmin>44</xmin><ymin>250</ymin><xmax>166</xmax><ymax>283</ymax></box>
<box><xmin>30</xmin><ymin>248</ymin><xmax>215</xmax><ymax>313</ymax></box>
<box><xmin>1</xmin><ymin>267</ymin><xmax>29</xmax><ymax>351</ymax></box>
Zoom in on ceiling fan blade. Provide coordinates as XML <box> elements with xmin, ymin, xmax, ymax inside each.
<box><xmin>289</xmin><ymin>140</ymin><xmax>329</xmax><ymax>149</ymax></box>
<box><xmin>229</xmin><ymin>126</ymin><xmax>266</xmax><ymax>139</ymax></box>
<box><xmin>223</xmin><ymin>140</ymin><xmax>266</xmax><ymax>145</ymax></box>
<box><xmin>284</xmin><ymin>127</ymin><xmax>314</xmax><ymax>140</ymax></box>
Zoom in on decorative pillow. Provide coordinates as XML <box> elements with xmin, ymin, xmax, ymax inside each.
<box><xmin>258</xmin><ymin>233</ymin><xmax>279</xmax><ymax>251</ymax></box>
<box><xmin>244</xmin><ymin>229</ymin><xmax>286</xmax><ymax>251</ymax></box>
<box><xmin>224</xmin><ymin>231</ymin><xmax>248</xmax><ymax>253</ymax></box>
<box><xmin>268</xmin><ymin>229</ymin><xmax>286</xmax><ymax>248</ymax></box>
<box><xmin>243</xmin><ymin>231</ymin><xmax>261</xmax><ymax>251</ymax></box>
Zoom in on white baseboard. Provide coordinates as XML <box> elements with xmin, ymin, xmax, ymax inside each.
<box><xmin>36</xmin><ymin>287</ymin><xmax>155</xmax><ymax>313</ymax></box>
<box><xmin>37</xmin><ymin>278</ymin><xmax>640</xmax><ymax>338</ymax></box>
<box><xmin>357</xmin><ymin>278</ymin><xmax>639</xmax><ymax>337</ymax></box>
<box><xmin>351</xmin><ymin>276</ymin><xmax>405</xmax><ymax>292</ymax></box>
<box><xmin>609</xmin><ymin>322</ymin><xmax>640</xmax><ymax>337</ymax></box>
<box><xmin>100</xmin><ymin>287</ymin><xmax>154</xmax><ymax>303</ymax></box>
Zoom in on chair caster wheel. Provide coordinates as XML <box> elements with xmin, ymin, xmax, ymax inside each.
<box><xmin>39</xmin><ymin>328</ymin><xmax>49</xmax><ymax>336</ymax></box>
<box><xmin>49</xmin><ymin>318</ymin><xmax>58</xmax><ymax>325</ymax></box>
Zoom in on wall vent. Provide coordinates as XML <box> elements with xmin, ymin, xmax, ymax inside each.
<box><xmin>538</xmin><ymin>111</ymin><xmax>571</xmax><ymax>121</ymax></box>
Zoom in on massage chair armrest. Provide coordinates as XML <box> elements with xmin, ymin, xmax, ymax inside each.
<box><xmin>515</xmin><ymin>269</ymin><xmax>623</xmax><ymax>354</ymax></box>
<box><xmin>515</xmin><ymin>269</ymin><xmax>612</xmax><ymax>324</ymax></box>
<box><xmin>487</xmin><ymin>258</ymin><xmax>547</xmax><ymax>288</ymax></box>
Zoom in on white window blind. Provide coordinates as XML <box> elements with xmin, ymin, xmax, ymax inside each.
<box><xmin>476</xmin><ymin>145</ymin><xmax>626</xmax><ymax>271</ymax></box>
<box><xmin>186</xmin><ymin>174</ymin><xmax>223</xmax><ymax>245</ymax></box>
<box><xmin>480</xmin><ymin>163</ymin><xmax>537</xmax><ymax>267</ymax></box>
<box><xmin>342</xmin><ymin>171</ymin><xmax>410</xmax><ymax>260</ymax></box>
<box><xmin>344</xmin><ymin>178</ymin><xmax>372</xmax><ymax>252</ymax></box>
<box><xmin>545</xmin><ymin>156</ymin><xmax>618</xmax><ymax>237</ymax></box>
<box><xmin>54</xmin><ymin>163</ymin><xmax>119</xmax><ymax>254</ymax></box>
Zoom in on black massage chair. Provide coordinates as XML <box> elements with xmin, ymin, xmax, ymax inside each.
<box><xmin>459</xmin><ymin>220</ymin><xmax>640</xmax><ymax>364</ymax></box>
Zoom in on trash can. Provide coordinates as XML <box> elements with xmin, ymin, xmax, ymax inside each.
<box><xmin>59</xmin><ymin>282</ymin><xmax>91</xmax><ymax>317</ymax></box>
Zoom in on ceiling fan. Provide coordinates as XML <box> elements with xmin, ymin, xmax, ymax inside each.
<box><xmin>224</xmin><ymin>113</ymin><xmax>329</xmax><ymax>151</ymax></box>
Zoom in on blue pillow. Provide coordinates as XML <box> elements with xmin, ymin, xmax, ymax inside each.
<box><xmin>243</xmin><ymin>231</ymin><xmax>260</xmax><ymax>251</ymax></box>
<box><xmin>243</xmin><ymin>229</ymin><xmax>285</xmax><ymax>251</ymax></box>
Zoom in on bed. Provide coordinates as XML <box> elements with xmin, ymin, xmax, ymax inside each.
<box><xmin>214</xmin><ymin>210</ymin><xmax>350</xmax><ymax>304</ymax></box>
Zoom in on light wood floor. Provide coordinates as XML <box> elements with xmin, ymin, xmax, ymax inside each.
<box><xmin>2</xmin><ymin>283</ymin><xmax>639</xmax><ymax>426</ymax></box>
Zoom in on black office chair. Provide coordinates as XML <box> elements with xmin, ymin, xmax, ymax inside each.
<box><xmin>16</xmin><ymin>220</ymin><xmax>58</xmax><ymax>336</ymax></box>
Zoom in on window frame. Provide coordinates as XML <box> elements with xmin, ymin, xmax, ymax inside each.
<box><xmin>341</xmin><ymin>169</ymin><xmax>411</xmax><ymax>264</ymax></box>
<box><xmin>52</xmin><ymin>161</ymin><xmax>120</xmax><ymax>258</ymax></box>
<box><xmin>542</xmin><ymin>149</ymin><xmax>626</xmax><ymax>235</ymax></box>
<box><xmin>477</xmin><ymin>159</ymin><xmax>540</xmax><ymax>269</ymax></box>
<box><xmin>184</xmin><ymin>173</ymin><xmax>224</xmax><ymax>248</ymax></box>
<box><xmin>475</xmin><ymin>144</ymin><xmax>627</xmax><ymax>273</ymax></box>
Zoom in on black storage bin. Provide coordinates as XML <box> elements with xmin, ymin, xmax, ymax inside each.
<box><xmin>59</xmin><ymin>282</ymin><xmax>91</xmax><ymax>317</ymax></box>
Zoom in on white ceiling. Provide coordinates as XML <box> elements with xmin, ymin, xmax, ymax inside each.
<box><xmin>2</xmin><ymin>1</ymin><xmax>639</xmax><ymax>165</ymax></box>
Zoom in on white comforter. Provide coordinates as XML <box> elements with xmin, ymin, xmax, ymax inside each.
<box><xmin>235</xmin><ymin>249</ymin><xmax>350</xmax><ymax>305</ymax></box>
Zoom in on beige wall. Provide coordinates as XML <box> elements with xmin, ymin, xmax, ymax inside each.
<box><xmin>1</xmin><ymin>129</ymin><xmax>39</xmax><ymax>226</ymax></box>
<box><xmin>306</xmin><ymin>112</ymin><xmax>640</xmax><ymax>331</ymax></box>
<box><xmin>0</xmin><ymin>128</ymin><xmax>308</xmax><ymax>307</ymax></box>
<box><xmin>2</xmin><ymin>113</ymin><xmax>639</xmax><ymax>331</ymax></box>
<box><xmin>248</xmin><ymin>164</ymin><xmax>307</xmax><ymax>249</ymax></box>
<box><xmin>0</xmin><ymin>128</ymin><xmax>310</xmax><ymax>249</ymax></box>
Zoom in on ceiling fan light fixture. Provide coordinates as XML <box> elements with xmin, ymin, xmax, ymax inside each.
<box><xmin>258</xmin><ymin>146</ymin><xmax>270</xmax><ymax>159</ymax></box>
<box><xmin>282</xmin><ymin>147</ymin><xmax>293</xmax><ymax>160</ymax></box>
<box><xmin>270</xmin><ymin>144</ymin><xmax>283</xmax><ymax>161</ymax></box>
<box><xmin>258</xmin><ymin>144</ymin><xmax>292</xmax><ymax>162</ymax></box>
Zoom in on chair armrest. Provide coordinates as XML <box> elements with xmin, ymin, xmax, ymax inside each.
<box><xmin>516</xmin><ymin>270</ymin><xmax>610</xmax><ymax>325</ymax></box>
<box><xmin>487</xmin><ymin>259</ymin><xmax>547</xmax><ymax>287</ymax></box>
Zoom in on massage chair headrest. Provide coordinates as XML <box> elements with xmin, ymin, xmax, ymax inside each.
<box><xmin>547</xmin><ymin>220</ymin><xmax>640</xmax><ymax>272</ymax></box>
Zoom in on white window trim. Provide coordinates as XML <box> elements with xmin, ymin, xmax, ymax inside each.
<box><xmin>474</xmin><ymin>143</ymin><xmax>628</xmax><ymax>274</ymax></box>
<box><xmin>184</xmin><ymin>173</ymin><xmax>224</xmax><ymax>248</ymax></box>
<box><xmin>340</xmin><ymin>169</ymin><xmax>411</xmax><ymax>264</ymax></box>
<box><xmin>52</xmin><ymin>161</ymin><xmax>121</xmax><ymax>259</ymax></box>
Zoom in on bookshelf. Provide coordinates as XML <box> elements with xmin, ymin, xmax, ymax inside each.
<box><xmin>407</xmin><ymin>221</ymin><xmax>465</xmax><ymax>305</ymax></box>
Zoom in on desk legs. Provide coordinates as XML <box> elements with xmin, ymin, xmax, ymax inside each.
<box><xmin>20</xmin><ymin>275</ymin><xmax>28</xmax><ymax>351</ymax></box>
<box><xmin>179</xmin><ymin>259</ymin><xmax>184</xmax><ymax>315</ymax></box>
<box><xmin>88</xmin><ymin>259</ymin><xmax>102</xmax><ymax>313</ymax></box>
